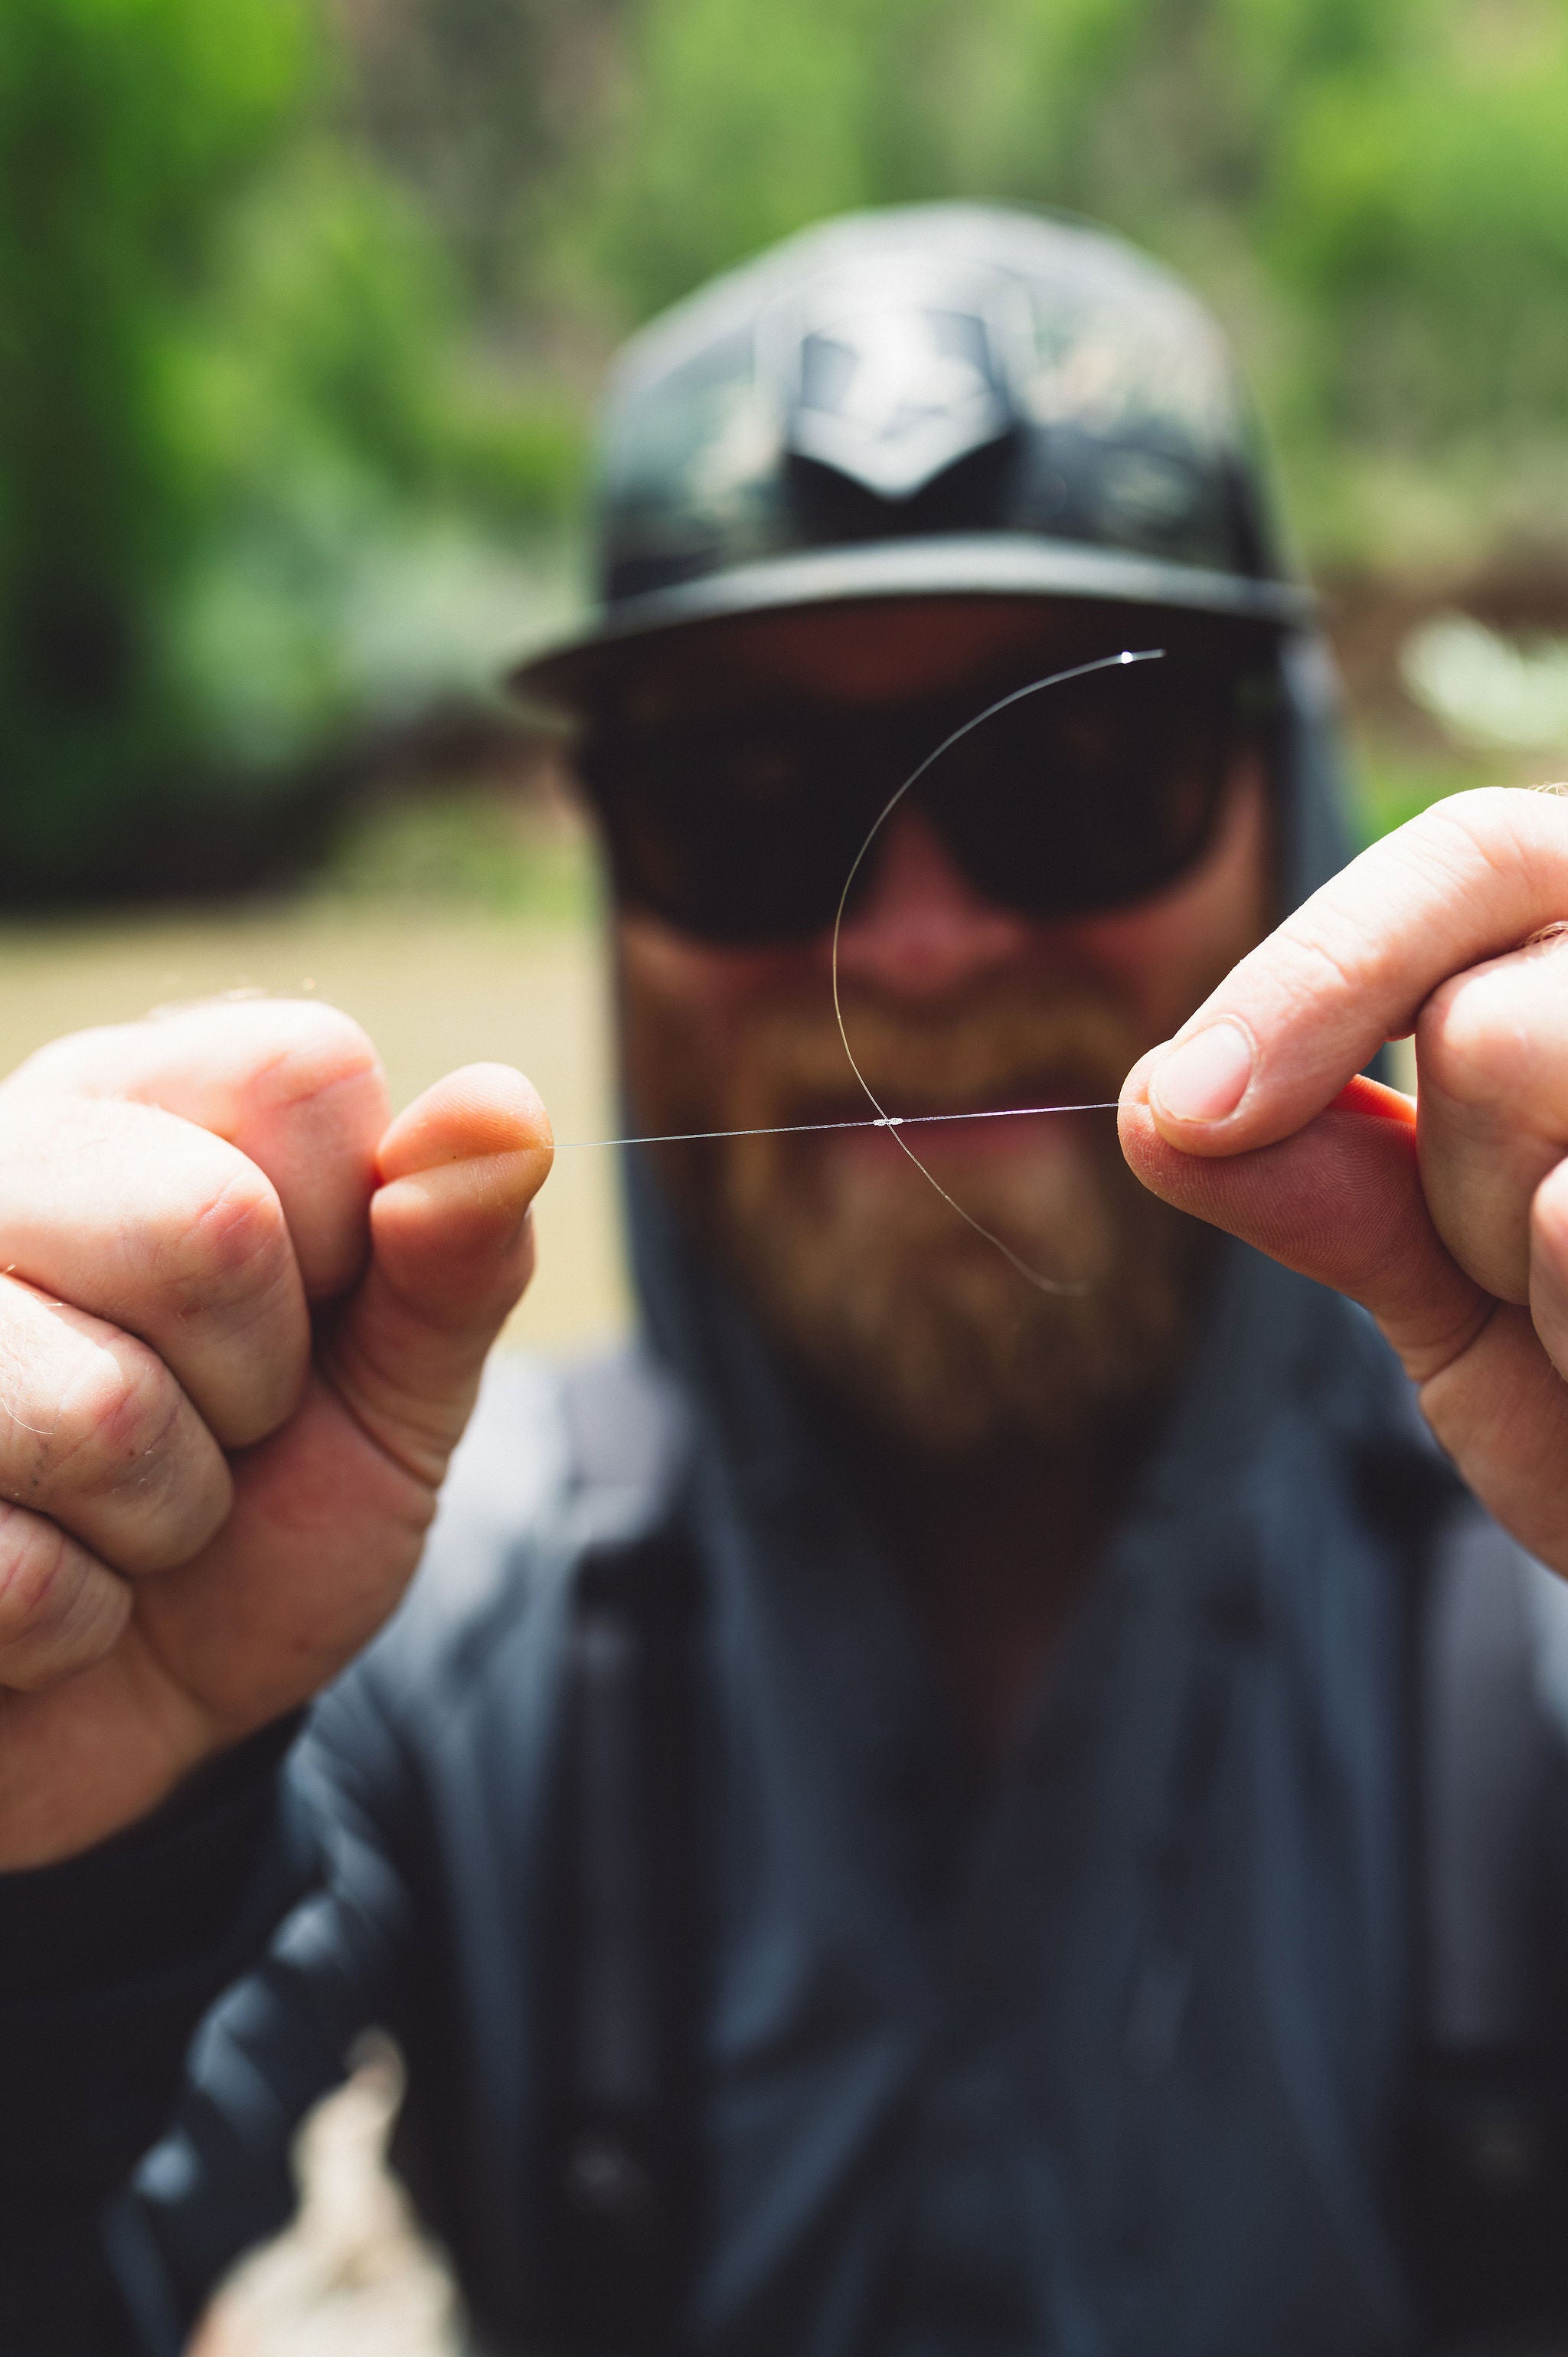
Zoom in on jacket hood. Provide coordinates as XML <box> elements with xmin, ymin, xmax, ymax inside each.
<box><xmin>619</xmin><ymin>617</ymin><xmax>1364</xmax><ymax>1437</ymax></box>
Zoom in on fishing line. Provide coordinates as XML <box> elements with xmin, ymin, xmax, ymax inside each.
<box><xmin>557</xmin><ymin>647</ymin><xmax>1165</xmax><ymax>1293</ymax></box>
<box><xmin>550</xmin><ymin>1101</ymin><xmax>1124</xmax><ymax>1149</ymax></box>
<box><xmin>826</xmin><ymin>646</ymin><xmax>1163</xmax><ymax>1293</ymax></box>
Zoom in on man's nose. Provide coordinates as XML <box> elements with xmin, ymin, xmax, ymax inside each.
<box><xmin>827</xmin><ymin>812</ymin><xmax>1035</xmax><ymax>999</ymax></box>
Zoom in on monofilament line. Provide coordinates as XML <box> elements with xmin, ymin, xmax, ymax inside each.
<box><xmin>828</xmin><ymin>647</ymin><xmax>1164</xmax><ymax>1298</ymax></box>
<box><xmin>553</xmin><ymin>1100</ymin><xmax>1123</xmax><ymax>1149</ymax></box>
<box><xmin>557</xmin><ymin>649</ymin><xmax>1161</xmax><ymax>1296</ymax></box>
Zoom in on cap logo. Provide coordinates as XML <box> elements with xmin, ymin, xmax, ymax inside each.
<box><xmin>782</xmin><ymin>287</ymin><xmax>1015</xmax><ymax>501</ymax></box>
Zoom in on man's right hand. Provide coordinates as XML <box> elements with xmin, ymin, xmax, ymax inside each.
<box><xmin>0</xmin><ymin>999</ymin><xmax>552</xmax><ymax>1872</ymax></box>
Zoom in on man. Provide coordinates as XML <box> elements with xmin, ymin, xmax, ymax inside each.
<box><xmin>4</xmin><ymin>204</ymin><xmax>1568</xmax><ymax>2355</ymax></box>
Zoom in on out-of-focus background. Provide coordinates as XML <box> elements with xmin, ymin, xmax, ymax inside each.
<box><xmin>7</xmin><ymin>1</ymin><xmax>1568</xmax><ymax>2346</ymax></box>
<box><xmin>9</xmin><ymin>0</ymin><xmax>1568</xmax><ymax>909</ymax></box>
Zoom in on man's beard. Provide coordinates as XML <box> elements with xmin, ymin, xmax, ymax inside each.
<box><xmin>622</xmin><ymin>973</ymin><xmax>1210</xmax><ymax>1460</ymax></box>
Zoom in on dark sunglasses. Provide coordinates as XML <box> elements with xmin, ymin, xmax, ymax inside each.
<box><xmin>577</xmin><ymin>650</ymin><xmax>1276</xmax><ymax>947</ymax></box>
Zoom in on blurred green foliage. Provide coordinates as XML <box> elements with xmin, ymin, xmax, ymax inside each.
<box><xmin>4</xmin><ymin>0</ymin><xmax>1567</xmax><ymax>896</ymax></box>
<box><xmin>0</xmin><ymin>0</ymin><xmax>583</xmax><ymax>897</ymax></box>
<box><xmin>547</xmin><ymin>0</ymin><xmax>1568</xmax><ymax>570</ymax></box>
<box><xmin>319</xmin><ymin>784</ymin><xmax>598</xmax><ymax>917</ymax></box>
<box><xmin>1350</xmin><ymin>744</ymin><xmax>1494</xmax><ymax>848</ymax></box>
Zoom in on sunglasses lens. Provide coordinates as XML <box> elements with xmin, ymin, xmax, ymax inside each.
<box><xmin>580</xmin><ymin>653</ymin><xmax>1262</xmax><ymax>944</ymax></box>
<box><xmin>580</xmin><ymin>723</ymin><xmax>887</xmax><ymax>945</ymax></box>
<box><xmin>929</xmin><ymin>655</ymin><xmax>1242</xmax><ymax>920</ymax></box>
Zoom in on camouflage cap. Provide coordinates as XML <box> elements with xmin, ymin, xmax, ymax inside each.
<box><xmin>511</xmin><ymin>203</ymin><xmax>1309</xmax><ymax>718</ymax></box>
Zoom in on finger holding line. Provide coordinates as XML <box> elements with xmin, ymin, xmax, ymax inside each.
<box><xmin>1524</xmin><ymin>1155</ymin><xmax>1568</xmax><ymax>1384</ymax></box>
<box><xmin>0</xmin><ymin>1273</ymin><xmax>232</xmax><ymax>1576</ymax></box>
<box><xmin>1119</xmin><ymin>1071</ymin><xmax>1491</xmax><ymax>1382</ymax></box>
<box><xmin>7</xmin><ymin>997</ymin><xmax>390</xmax><ymax>1303</ymax></box>
<box><xmin>1119</xmin><ymin>1072</ymin><xmax>1568</xmax><ymax>1574</ymax></box>
<box><xmin>1139</xmin><ymin>787</ymin><xmax>1568</xmax><ymax>1156</ymax></box>
<box><xmin>0</xmin><ymin>1093</ymin><xmax>312</xmax><ymax>1451</ymax></box>
<box><xmin>132</xmin><ymin>1062</ymin><xmax>554</xmax><ymax>1728</ymax></box>
<box><xmin>321</xmin><ymin>1064</ymin><xmax>554</xmax><ymax>1488</ymax></box>
<box><xmin>1413</xmin><ymin>924</ymin><xmax>1568</xmax><ymax>1303</ymax></box>
<box><xmin>0</xmin><ymin>998</ymin><xmax>398</xmax><ymax>1456</ymax></box>
<box><xmin>1117</xmin><ymin>784</ymin><xmax>1568</xmax><ymax>1578</ymax></box>
<box><xmin>0</xmin><ymin>1053</ymin><xmax>558</xmax><ymax>1870</ymax></box>
<box><xmin>0</xmin><ymin>1502</ymin><xmax>131</xmax><ymax>1692</ymax></box>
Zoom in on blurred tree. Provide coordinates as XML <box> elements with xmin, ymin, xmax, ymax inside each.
<box><xmin>7</xmin><ymin>0</ymin><xmax>1568</xmax><ymax>897</ymax></box>
<box><xmin>1266</xmin><ymin>10</ymin><xmax>1568</xmax><ymax>545</ymax></box>
<box><xmin>333</xmin><ymin>0</ymin><xmax>625</xmax><ymax>315</ymax></box>
<box><xmin>0</xmin><ymin>0</ymin><xmax>313</xmax><ymax>888</ymax></box>
<box><xmin>534</xmin><ymin>0</ymin><xmax>1568</xmax><ymax>569</ymax></box>
<box><xmin>0</xmin><ymin>0</ymin><xmax>585</xmax><ymax>901</ymax></box>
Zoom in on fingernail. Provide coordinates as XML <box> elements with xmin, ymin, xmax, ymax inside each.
<box><xmin>1152</xmin><ymin>1021</ymin><xmax>1255</xmax><ymax>1125</ymax></box>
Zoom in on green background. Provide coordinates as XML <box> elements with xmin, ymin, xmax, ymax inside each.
<box><xmin>5</xmin><ymin>0</ymin><xmax>1567</xmax><ymax>897</ymax></box>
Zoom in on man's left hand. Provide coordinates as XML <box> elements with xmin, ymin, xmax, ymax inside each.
<box><xmin>1120</xmin><ymin>786</ymin><xmax>1568</xmax><ymax>1574</ymax></box>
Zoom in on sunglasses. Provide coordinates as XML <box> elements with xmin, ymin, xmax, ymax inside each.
<box><xmin>577</xmin><ymin>649</ymin><xmax>1276</xmax><ymax>947</ymax></box>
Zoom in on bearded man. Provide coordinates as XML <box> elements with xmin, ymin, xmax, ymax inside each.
<box><xmin>6</xmin><ymin>206</ymin><xmax>1568</xmax><ymax>2356</ymax></box>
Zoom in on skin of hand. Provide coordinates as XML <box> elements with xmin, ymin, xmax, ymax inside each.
<box><xmin>0</xmin><ymin>999</ymin><xmax>552</xmax><ymax>1870</ymax></box>
<box><xmin>1120</xmin><ymin>786</ymin><xmax>1568</xmax><ymax>1576</ymax></box>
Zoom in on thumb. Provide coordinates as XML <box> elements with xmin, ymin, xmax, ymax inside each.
<box><xmin>322</xmin><ymin>1063</ymin><xmax>554</xmax><ymax>1484</ymax></box>
<box><xmin>1118</xmin><ymin>1064</ymin><xmax>1491</xmax><ymax>1384</ymax></box>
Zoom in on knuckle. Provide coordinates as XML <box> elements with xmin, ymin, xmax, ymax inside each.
<box><xmin>1534</xmin><ymin>1157</ymin><xmax>1568</xmax><ymax>1241</ymax></box>
<box><xmin>1418</xmin><ymin>954</ymin><xmax>1559</xmax><ymax>1113</ymax></box>
<box><xmin>1416</xmin><ymin>977</ymin><xmax>1499</xmax><ymax>1105</ymax></box>
<box><xmin>0</xmin><ymin>1505</ymin><xmax>126</xmax><ymax>1688</ymax></box>
<box><xmin>155</xmin><ymin>1163</ymin><xmax>292</xmax><ymax>1321</ymax></box>
<box><xmin>0</xmin><ymin>1505</ymin><xmax>83</xmax><ymax>1648</ymax></box>
<box><xmin>245</xmin><ymin>1002</ymin><xmax>383</xmax><ymax>1120</ymax></box>
<box><xmin>1309</xmin><ymin>822</ymin><xmax>1479</xmax><ymax>982</ymax></box>
<box><xmin>0</xmin><ymin>1020</ymin><xmax>129</xmax><ymax>1103</ymax></box>
<box><xmin>1410</xmin><ymin>784</ymin><xmax>1540</xmax><ymax>867</ymax></box>
<box><xmin>1413</xmin><ymin>787</ymin><xmax>1568</xmax><ymax>930</ymax></box>
<box><xmin>45</xmin><ymin>1335</ymin><xmax>184</xmax><ymax>1505</ymax></box>
<box><xmin>1386</xmin><ymin>806</ymin><xmax>1494</xmax><ymax>917</ymax></box>
<box><xmin>1275</xmin><ymin>912</ymin><xmax>1370</xmax><ymax>1015</ymax></box>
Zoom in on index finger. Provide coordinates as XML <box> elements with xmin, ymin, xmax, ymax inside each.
<box><xmin>1133</xmin><ymin>786</ymin><xmax>1568</xmax><ymax>1155</ymax></box>
<box><xmin>5</xmin><ymin>999</ymin><xmax>389</xmax><ymax>1299</ymax></box>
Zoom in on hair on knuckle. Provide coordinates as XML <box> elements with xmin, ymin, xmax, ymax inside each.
<box><xmin>43</xmin><ymin>1338</ymin><xmax>179</xmax><ymax>1505</ymax></box>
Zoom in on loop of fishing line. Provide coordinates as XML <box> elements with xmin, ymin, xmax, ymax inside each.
<box><xmin>827</xmin><ymin>648</ymin><xmax>1161</xmax><ymax>1296</ymax></box>
<box><xmin>558</xmin><ymin>648</ymin><xmax>1165</xmax><ymax>1294</ymax></box>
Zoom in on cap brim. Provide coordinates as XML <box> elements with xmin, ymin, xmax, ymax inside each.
<box><xmin>508</xmin><ymin>532</ymin><xmax>1313</xmax><ymax>721</ymax></box>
